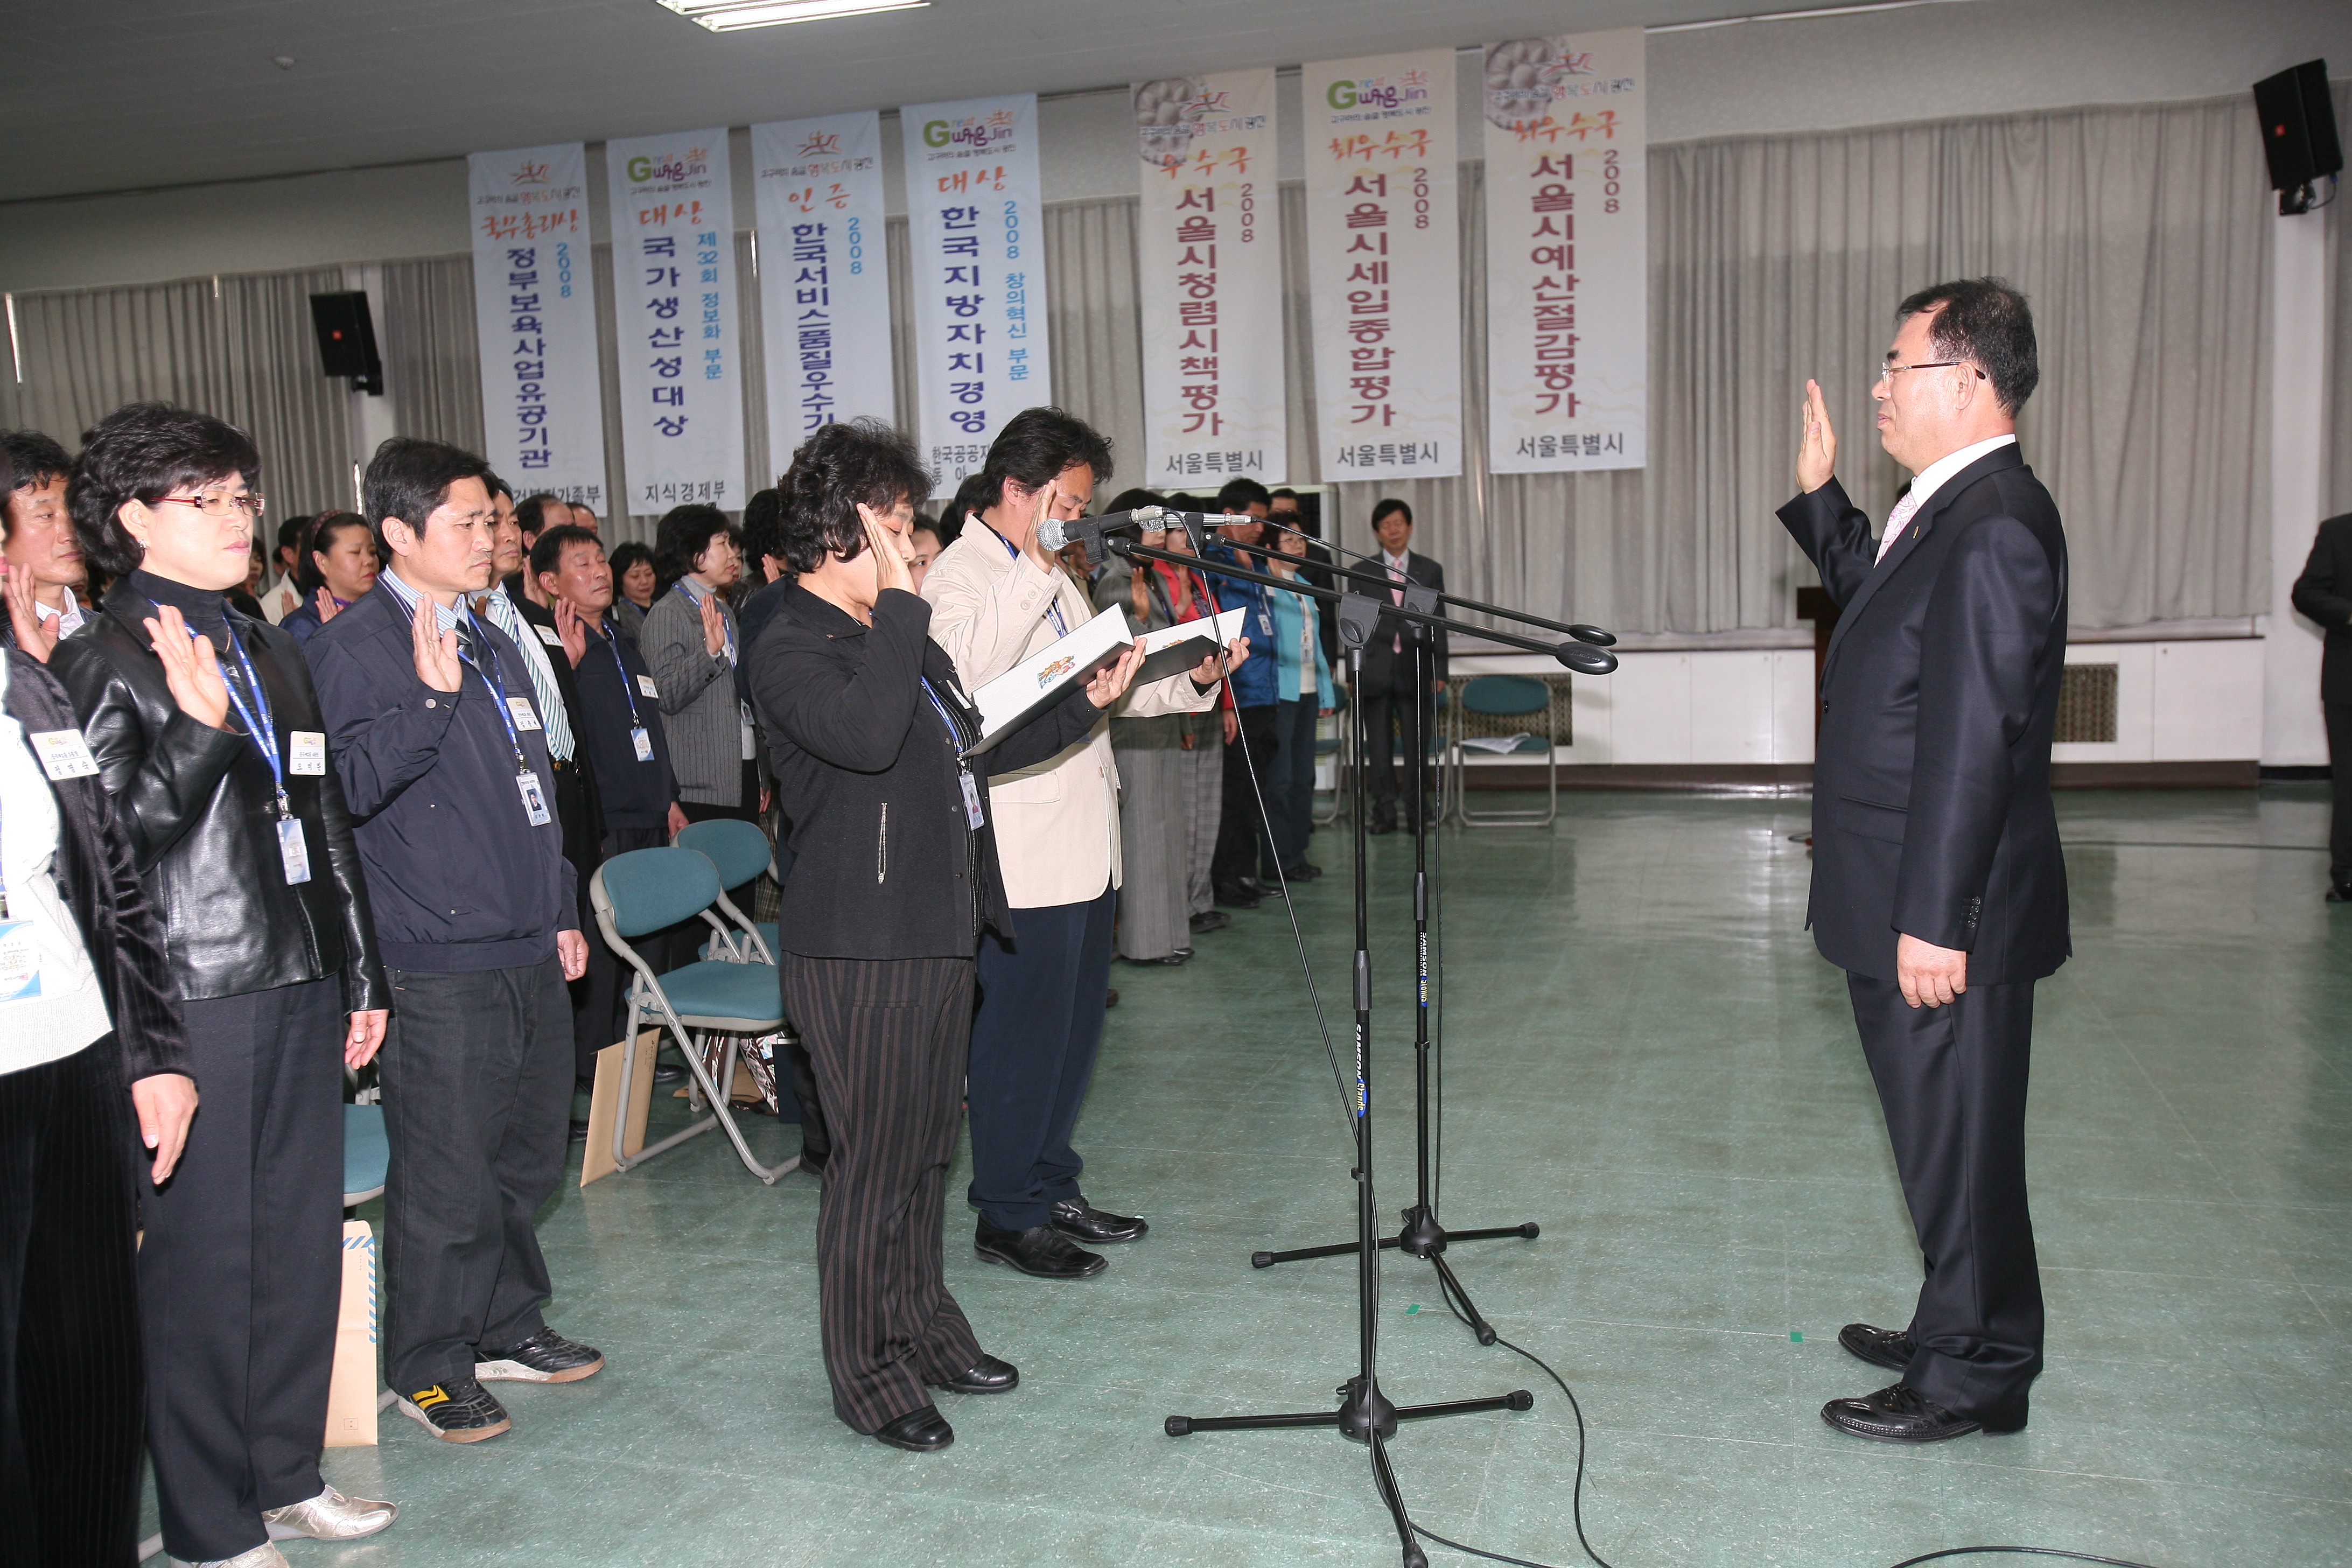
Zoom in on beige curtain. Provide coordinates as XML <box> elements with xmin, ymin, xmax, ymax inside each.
<box><xmin>2328</xmin><ymin>81</ymin><xmax>2352</xmax><ymax>520</ymax></box>
<box><xmin>379</xmin><ymin>257</ymin><xmax>480</xmax><ymax>457</ymax></box>
<box><xmin>4</xmin><ymin>266</ymin><xmax>355</xmax><ymax>521</ymax></box>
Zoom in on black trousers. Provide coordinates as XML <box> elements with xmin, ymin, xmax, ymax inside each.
<box><xmin>143</xmin><ymin>979</ymin><xmax>345</xmax><ymax>1562</ymax></box>
<box><xmin>2328</xmin><ymin>702</ymin><xmax>2351</xmax><ymax>891</ymax></box>
<box><xmin>1360</xmin><ymin>667</ymin><xmax>1434</xmax><ymax>820</ymax></box>
<box><xmin>0</xmin><ymin>1039</ymin><xmax>141</xmax><ymax>1568</ymax></box>
<box><xmin>781</xmin><ymin>954</ymin><xmax>982</xmax><ymax>1433</ymax></box>
<box><xmin>968</xmin><ymin>884</ymin><xmax>1117</xmax><ymax>1231</ymax></box>
<box><xmin>1210</xmin><ymin>703</ymin><xmax>1280</xmax><ymax>889</ymax></box>
<box><xmin>379</xmin><ymin>958</ymin><xmax>573</xmax><ymax>1394</ymax></box>
<box><xmin>1847</xmin><ymin>971</ymin><xmax>2042</xmax><ymax>1421</ymax></box>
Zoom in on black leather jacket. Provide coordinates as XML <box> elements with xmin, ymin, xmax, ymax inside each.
<box><xmin>51</xmin><ymin>578</ymin><xmax>388</xmax><ymax>1010</ymax></box>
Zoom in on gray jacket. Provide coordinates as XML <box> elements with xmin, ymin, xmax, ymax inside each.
<box><xmin>642</xmin><ymin>582</ymin><xmax>748</xmax><ymax>807</ymax></box>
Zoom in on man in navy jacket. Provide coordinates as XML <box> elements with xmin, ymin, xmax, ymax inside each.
<box><xmin>307</xmin><ymin>438</ymin><xmax>599</xmax><ymax>1447</ymax></box>
<box><xmin>1778</xmin><ymin>278</ymin><xmax>2068</xmax><ymax>1445</ymax></box>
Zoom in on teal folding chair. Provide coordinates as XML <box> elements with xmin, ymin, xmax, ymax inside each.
<box><xmin>674</xmin><ymin>817</ymin><xmax>778</xmax><ymax>963</ymax></box>
<box><xmin>343</xmin><ymin>1103</ymin><xmax>388</xmax><ymax>1209</ymax></box>
<box><xmin>1452</xmin><ymin>674</ymin><xmax>1563</xmax><ymax>827</ymax></box>
<box><xmin>589</xmin><ymin>846</ymin><xmax>796</xmax><ymax>1184</ymax></box>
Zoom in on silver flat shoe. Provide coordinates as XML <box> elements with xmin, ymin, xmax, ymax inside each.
<box><xmin>177</xmin><ymin>1545</ymin><xmax>290</xmax><ymax>1567</ymax></box>
<box><xmin>262</xmin><ymin>1485</ymin><xmax>398</xmax><ymax>1541</ymax></box>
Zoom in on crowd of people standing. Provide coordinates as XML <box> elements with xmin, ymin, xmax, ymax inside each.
<box><xmin>0</xmin><ymin>398</ymin><xmax>1443</xmax><ymax>1564</ymax></box>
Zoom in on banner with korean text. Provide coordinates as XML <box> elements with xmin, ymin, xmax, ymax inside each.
<box><xmin>606</xmin><ymin>129</ymin><xmax>746</xmax><ymax>515</ymax></box>
<box><xmin>1483</xmin><ymin>31</ymin><xmax>1647</xmax><ymax>473</ymax></box>
<box><xmin>1132</xmin><ymin>69</ymin><xmax>1284</xmax><ymax>488</ymax></box>
<box><xmin>466</xmin><ymin>144</ymin><xmax>607</xmax><ymax>508</ymax></box>
<box><xmin>752</xmin><ymin>112</ymin><xmax>893</xmax><ymax>466</ymax></box>
<box><xmin>899</xmin><ymin>94</ymin><xmax>1050</xmax><ymax>494</ymax></box>
<box><xmin>1302</xmin><ymin>52</ymin><xmax>1460</xmax><ymax>484</ymax></box>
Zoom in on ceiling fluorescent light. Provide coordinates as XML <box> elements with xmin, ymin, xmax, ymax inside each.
<box><xmin>657</xmin><ymin>0</ymin><xmax>927</xmax><ymax>30</ymax></box>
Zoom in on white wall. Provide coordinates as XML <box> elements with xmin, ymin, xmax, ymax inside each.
<box><xmin>3</xmin><ymin>0</ymin><xmax>2346</xmax><ymax>293</ymax></box>
<box><xmin>1453</xmin><ymin>633</ymin><xmax>2267</xmax><ymax>768</ymax></box>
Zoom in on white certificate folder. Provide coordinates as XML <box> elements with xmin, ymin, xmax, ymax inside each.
<box><xmin>963</xmin><ymin>605</ymin><xmax>1134</xmax><ymax>759</ymax></box>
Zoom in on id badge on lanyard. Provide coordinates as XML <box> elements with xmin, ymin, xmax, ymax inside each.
<box><xmin>956</xmin><ymin>767</ymin><xmax>984</xmax><ymax>829</ymax></box>
<box><xmin>631</xmin><ymin>726</ymin><xmax>655</xmax><ymax>762</ymax></box>
<box><xmin>516</xmin><ymin>769</ymin><xmax>553</xmax><ymax>825</ymax></box>
<box><xmin>276</xmin><ymin>817</ymin><xmax>312</xmax><ymax>884</ymax></box>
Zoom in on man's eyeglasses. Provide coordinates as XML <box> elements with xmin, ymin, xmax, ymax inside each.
<box><xmin>156</xmin><ymin>492</ymin><xmax>265</xmax><ymax>520</ymax></box>
<box><xmin>1876</xmin><ymin>361</ymin><xmax>1985</xmax><ymax>386</ymax></box>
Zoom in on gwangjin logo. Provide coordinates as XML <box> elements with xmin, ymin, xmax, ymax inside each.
<box><xmin>627</xmin><ymin>149</ymin><xmax>710</xmax><ymax>184</ymax></box>
<box><xmin>923</xmin><ymin>120</ymin><xmax>951</xmax><ymax>148</ymax></box>
<box><xmin>798</xmin><ymin>131</ymin><xmax>844</xmax><ymax>157</ymax></box>
<box><xmin>510</xmin><ymin>160</ymin><xmax>552</xmax><ymax>187</ymax></box>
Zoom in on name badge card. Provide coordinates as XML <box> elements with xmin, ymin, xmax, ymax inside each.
<box><xmin>516</xmin><ymin>770</ymin><xmax>553</xmax><ymax>825</ymax></box>
<box><xmin>276</xmin><ymin>817</ymin><xmax>313</xmax><ymax>885</ymax></box>
<box><xmin>535</xmin><ymin>624</ymin><xmax>565</xmax><ymax>647</ymax></box>
<box><xmin>0</xmin><ymin>922</ymin><xmax>43</xmax><ymax>1003</ymax></box>
<box><xmin>636</xmin><ymin>674</ymin><xmax>660</xmax><ymax>700</ymax></box>
<box><xmin>29</xmin><ymin>729</ymin><xmax>99</xmax><ymax>781</ymax></box>
<box><xmin>507</xmin><ymin>696</ymin><xmax>543</xmax><ymax>732</ymax></box>
<box><xmin>288</xmin><ymin>731</ymin><xmax>327</xmax><ymax>775</ymax></box>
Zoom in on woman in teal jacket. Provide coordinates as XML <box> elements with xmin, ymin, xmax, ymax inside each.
<box><xmin>1264</xmin><ymin>527</ymin><xmax>1333</xmax><ymax>880</ymax></box>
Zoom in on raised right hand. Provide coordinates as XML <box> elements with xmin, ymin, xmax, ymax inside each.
<box><xmin>410</xmin><ymin>595</ymin><xmax>463</xmax><ymax>693</ymax></box>
<box><xmin>1797</xmin><ymin>378</ymin><xmax>1838</xmax><ymax>494</ymax></box>
<box><xmin>2</xmin><ymin>564</ymin><xmax>56</xmax><ymax>662</ymax></box>
<box><xmin>314</xmin><ymin>586</ymin><xmax>342</xmax><ymax>625</ymax></box>
<box><xmin>699</xmin><ymin>593</ymin><xmax>727</xmax><ymax>657</ymax></box>
<box><xmin>859</xmin><ymin>505</ymin><xmax>914</xmax><ymax>597</ymax></box>
<box><xmin>142</xmin><ymin>606</ymin><xmax>232</xmax><ymax>729</ymax></box>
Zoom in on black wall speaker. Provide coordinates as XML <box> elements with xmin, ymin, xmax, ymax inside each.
<box><xmin>2252</xmin><ymin>59</ymin><xmax>2341</xmax><ymax>215</ymax></box>
<box><xmin>307</xmin><ymin>291</ymin><xmax>383</xmax><ymax>394</ymax></box>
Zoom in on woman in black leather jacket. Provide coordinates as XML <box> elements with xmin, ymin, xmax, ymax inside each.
<box><xmin>747</xmin><ymin>419</ymin><xmax>1143</xmax><ymax>1455</ymax></box>
<box><xmin>52</xmin><ymin>403</ymin><xmax>398</xmax><ymax>1566</ymax></box>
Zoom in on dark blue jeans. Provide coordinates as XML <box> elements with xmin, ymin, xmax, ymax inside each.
<box><xmin>1266</xmin><ymin>697</ymin><xmax>1322</xmax><ymax>876</ymax></box>
<box><xmin>967</xmin><ymin>884</ymin><xmax>1117</xmax><ymax>1231</ymax></box>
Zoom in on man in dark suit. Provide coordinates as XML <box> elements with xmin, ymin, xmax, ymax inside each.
<box><xmin>1348</xmin><ymin>498</ymin><xmax>1447</xmax><ymax>833</ymax></box>
<box><xmin>2290</xmin><ymin>512</ymin><xmax>2352</xmax><ymax>901</ymax></box>
<box><xmin>1777</xmin><ymin>277</ymin><xmax>2069</xmax><ymax>1445</ymax></box>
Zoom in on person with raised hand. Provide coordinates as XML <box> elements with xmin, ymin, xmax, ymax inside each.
<box><xmin>51</xmin><ymin>402</ymin><xmax>394</xmax><ymax>1567</ymax></box>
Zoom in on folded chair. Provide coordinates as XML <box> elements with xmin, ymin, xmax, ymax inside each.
<box><xmin>589</xmin><ymin>847</ymin><xmax>797</xmax><ymax>1185</ymax></box>
<box><xmin>674</xmin><ymin>817</ymin><xmax>778</xmax><ymax>963</ymax></box>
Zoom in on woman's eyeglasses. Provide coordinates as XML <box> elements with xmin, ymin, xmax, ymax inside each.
<box><xmin>156</xmin><ymin>492</ymin><xmax>265</xmax><ymax>520</ymax></box>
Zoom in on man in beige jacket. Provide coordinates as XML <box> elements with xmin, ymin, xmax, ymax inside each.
<box><xmin>923</xmin><ymin>408</ymin><xmax>1241</xmax><ymax>1279</ymax></box>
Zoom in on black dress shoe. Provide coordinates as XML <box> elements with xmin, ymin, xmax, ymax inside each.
<box><xmin>1213</xmin><ymin>883</ymin><xmax>1261</xmax><ymax>909</ymax></box>
<box><xmin>1049</xmin><ymin>1198</ymin><xmax>1148</xmax><ymax>1244</ymax></box>
<box><xmin>1188</xmin><ymin>911</ymin><xmax>1231</xmax><ymax>935</ymax></box>
<box><xmin>974</xmin><ymin>1219</ymin><xmax>1108</xmax><ymax>1279</ymax></box>
<box><xmin>568</xmin><ymin>1118</ymin><xmax>591</xmax><ymax>1144</ymax></box>
<box><xmin>653</xmin><ymin>1063</ymin><xmax>686</xmax><ymax>1085</ymax></box>
<box><xmin>2329</xmin><ymin>884</ymin><xmax>2352</xmax><ymax>904</ymax></box>
<box><xmin>1105</xmin><ymin>988</ymin><xmax>1119</xmax><ymax>1009</ymax></box>
<box><xmin>932</xmin><ymin>1354</ymin><xmax>1019</xmax><ymax>1395</ymax></box>
<box><xmin>1283</xmin><ymin>862</ymin><xmax>1323</xmax><ymax>882</ymax></box>
<box><xmin>1367</xmin><ymin>816</ymin><xmax>1397</xmax><ymax>836</ymax></box>
<box><xmin>872</xmin><ymin>1405</ymin><xmax>954</xmax><ymax>1452</ymax></box>
<box><xmin>1837</xmin><ymin>1322</ymin><xmax>1914</xmax><ymax>1374</ymax></box>
<box><xmin>1820</xmin><ymin>1382</ymin><xmax>2024</xmax><ymax>1444</ymax></box>
<box><xmin>799</xmin><ymin>1150</ymin><xmax>828</xmax><ymax>1178</ymax></box>
<box><xmin>1119</xmin><ymin>952</ymin><xmax>1189</xmax><ymax>966</ymax></box>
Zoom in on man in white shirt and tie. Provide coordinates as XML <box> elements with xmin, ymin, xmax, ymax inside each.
<box><xmin>1347</xmin><ymin>498</ymin><xmax>1447</xmax><ymax>834</ymax></box>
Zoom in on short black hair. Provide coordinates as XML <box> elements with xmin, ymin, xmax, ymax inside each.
<box><xmin>1896</xmin><ymin>277</ymin><xmax>2039</xmax><ymax>417</ymax></box>
<box><xmin>485</xmin><ymin>471</ymin><xmax>514</xmax><ymax>503</ymax></box>
<box><xmin>295</xmin><ymin>511</ymin><xmax>371</xmax><ymax>596</ymax></box>
<box><xmin>1216</xmin><ymin>477</ymin><xmax>1271</xmax><ymax>513</ymax></box>
<box><xmin>741</xmin><ymin>487</ymin><xmax>786</xmax><ymax>569</ymax></box>
<box><xmin>653</xmin><ymin>503</ymin><xmax>736</xmax><ymax>590</ymax></box>
<box><xmin>778</xmin><ymin>419</ymin><xmax>933</xmax><ymax>575</ymax></box>
<box><xmin>976</xmin><ymin>407</ymin><xmax>1112</xmax><ymax>516</ymax></box>
<box><xmin>514</xmin><ymin>493</ymin><xmax>566</xmax><ymax>538</ymax></box>
<box><xmin>946</xmin><ymin>471</ymin><xmax>996</xmax><ymax>541</ymax></box>
<box><xmin>363</xmin><ymin>436</ymin><xmax>492</xmax><ymax>560</ymax></box>
<box><xmin>1370</xmin><ymin>497</ymin><xmax>1413</xmax><ymax>531</ymax></box>
<box><xmin>1269</xmin><ymin>487</ymin><xmax>1299</xmax><ymax>505</ymax></box>
<box><xmin>0</xmin><ymin>429</ymin><xmax>73</xmax><ymax>539</ymax></box>
<box><xmin>530</xmin><ymin>522</ymin><xmax>602</xmax><ymax>583</ymax></box>
<box><xmin>69</xmin><ymin>403</ymin><xmax>262</xmax><ymax>578</ymax></box>
<box><xmin>606</xmin><ymin>540</ymin><xmax>654</xmax><ymax>581</ymax></box>
<box><xmin>275</xmin><ymin>514</ymin><xmax>307</xmax><ymax>556</ymax></box>
<box><xmin>1104</xmin><ymin>488</ymin><xmax>1167</xmax><ymax>515</ymax></box>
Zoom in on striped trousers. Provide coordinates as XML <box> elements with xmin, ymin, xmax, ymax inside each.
<box><xmin>1180</xmin><ymin>730</ymin><xmax>1223</xmax><ymax>918</ymax></box>
<box><xmin>780</xmin><ymin>954</ymin><xmax>984</xmax><ymax>1433</ymax></box>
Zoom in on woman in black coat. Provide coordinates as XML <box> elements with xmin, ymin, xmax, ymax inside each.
<box><xmin>51</xmin><ymin>404</ymin><xmax>397</xmax><ymax>1565</ymax></box>
<box><xmin>748</xmin><ymin>419</ymin><xmax>1143</xmax><ymax>1454</ymax></box>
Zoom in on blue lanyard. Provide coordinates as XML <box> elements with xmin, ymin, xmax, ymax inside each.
<box><xmin>676</xmin><ymin>580</ymin><xmax>736</xmax><ymax>663</ymax></box>
<box><xmin>459</xmin><ymin>611</ymin><xmax>533</xmax><ymax>772</ymax></box>
<box><xmin>992</xmin><ymin>524</ymin><xmax>1068</xmax><ymax>636</ymax></box>
<box><xmin>600</xmin><ymin>622</ymin><xmax>645</xmax><ymax>728</ymax></box>
<box><xmin>164</xmin><ymin>609</ymin><xmax>290</xmax><ymax>815</ymax></box>
<box><xmin>918</xmin><ymin>677</ymin><xmax>968</xmax><ymax>754</ymax></box>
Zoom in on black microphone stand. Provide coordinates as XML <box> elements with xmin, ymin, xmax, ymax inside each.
<box><xmin>1101</xmin><ymin>522</ymin><xmax>1611</xmax><ymax>1568</ymax></box>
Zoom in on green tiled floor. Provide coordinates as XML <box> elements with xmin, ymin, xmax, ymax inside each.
<box><xmin>175</xmin><ymin>788</ymin><xmax>2352</xmax><ymax>1566</ymax></box>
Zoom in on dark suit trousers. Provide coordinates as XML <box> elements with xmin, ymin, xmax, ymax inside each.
<box><xmin>0</xmin><ymin>1039</ymin><xmax>141</xmax><ymax>1568</ymax></box>
<box><xmin>142</xmin><ymin>980</ymin><xmax>344</xmax><ymax>1562</ymax></box>
<box><xmin>968</xmin><ymin>885</ymin><xmax>1117</xmax><ymax>1231</ymax></box>
<box><xmin>1847</xmin><ymin>972</ymin><xmax>2043</xmax><ymax>1420</ymax></box>
<box><xmin>2328</xmin><ymin>702</ymin><xmax>2352</xmax><ymax>890</ymax></box>
<box><xmin>379</xmin><ymin>959</ymin><xmax>573</xmax><ymax>1394</ymax></box>
<box><xmin>780</xmin><ymin>954</ymin><xmax>982</xmax><ymax>1433</ymax></box>
<box><xmin>1211</xmin><ymin>703</ymin><xmax>1280</xmax><ymax>888</ymax></box>
<box><xmin>1361</xmin><ymin>661</ymin><xmax>1434</xmax><ymax>818</ymax></box>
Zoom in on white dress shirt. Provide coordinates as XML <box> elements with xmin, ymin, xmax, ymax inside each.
<box><xmin>1877</xmin><ymin>434</ymin><xmax>2017</xmax><ymax>564</ymax></box>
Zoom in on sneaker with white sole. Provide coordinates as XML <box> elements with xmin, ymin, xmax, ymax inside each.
<box><xmin>475</xmin><ymin>1326</ymin><xmax>605</xmax><ymax>1383</ymax></box>
<box><xmin>262</xmin><ymin>1484</ymin><xmax>397</xmax><ymax>1541</ymax></box>
<box><xmin>396</xmin><ymin>1375</ymin><xmax>512</xmax><ymax>1442</ymax></box>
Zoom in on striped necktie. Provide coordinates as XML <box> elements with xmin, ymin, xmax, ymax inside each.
<box><xmin>476</xmin><ymin>589</ymin><xmax>576</xmax><ymax>762</ymax></box>
<box><xmin>1875</xmin><ymin>489</ymin><xmax>1923</xmax><ymax>565</ymax></box>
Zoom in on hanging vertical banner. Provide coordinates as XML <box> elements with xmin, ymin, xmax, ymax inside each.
<box><xmin>466</xmin><ymin>144</ymin><xmax>607</xmax><ymax>508</ymax></box>
<box><xmin>1302</xmin><ymin>51</ymin><xmax>1460</xmax><ymax>484</ymax></box>
<box><xmin>751</xmin><ymin>112</ymin><xmax>893</xmax><ymax>466</ymax></box>
<box><xmin>1133</xmin><ymin>69</ymin><xmax>1285</xmax><ymax>488</ymax></box>
<box><xmin>606</xmin><ymin>129</ymin><xmax>745</xmax><ymax>514</ymax></box>
<box><xmin>1484</xmin><ymin>30</ymin><xmax>1647</xmax><ymax>473</ymax></box>
<box><xmin>899</xmin><ymin>94</ymin><xmax>1050</xmax><ymax>494</ymax></box>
